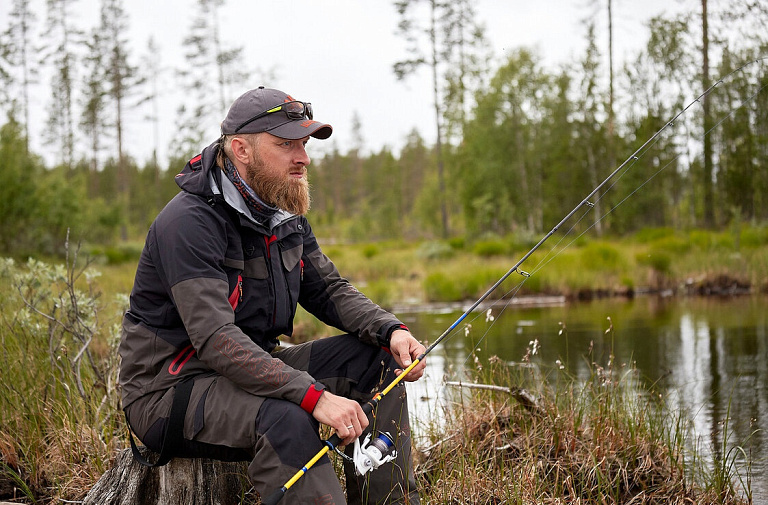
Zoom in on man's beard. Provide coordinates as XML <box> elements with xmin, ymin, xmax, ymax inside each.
<box><xmin>245</xmin><ymin>156</ymin><xmax>311</xmax><ymax>216</ymax></box>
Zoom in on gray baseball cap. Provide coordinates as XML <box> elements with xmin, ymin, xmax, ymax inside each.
<box><xmin>220</xmin><ymin>87</ymin><xmax>332</xmax><ymax>140</ymax></box>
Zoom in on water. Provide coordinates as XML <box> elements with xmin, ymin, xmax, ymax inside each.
<box><xmin>397</xmin><ymin>295</ymin><xmax>768</xmax><ymax>503</ymax></box>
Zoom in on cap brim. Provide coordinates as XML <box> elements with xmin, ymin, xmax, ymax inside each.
<box><xmin>267</xmin><ymin>120</ymin><xmax>333</xmax><ymax>140</ymax></box>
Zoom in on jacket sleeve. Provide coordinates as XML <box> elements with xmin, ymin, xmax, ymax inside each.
<box><xmin>297</xmin><ymin>219</ymin><xmax>404</xmax><ymax>348</ymax></box>
<box><xmin>153</xmin><ymin>201</ymin><xmax>317</xmax><ymax>408</ymax></box>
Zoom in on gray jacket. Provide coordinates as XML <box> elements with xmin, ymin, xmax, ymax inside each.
<box><xmin>118</xmin><ymin>142</ymin><xmax>405</xmax><ymax>411</ymax></box>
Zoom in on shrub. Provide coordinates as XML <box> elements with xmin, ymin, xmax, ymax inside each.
<box><xmin>634</xmin><ymin>227</ymin><xmax>676</xmax><ymax>243</ymax></box>
<box><xmin>417</xmin><ymin>241</ymin><xmax>455</xmax><ymax>260</ymax></box>
<box><xmin>361</xmin><ymin>244</ymin><xmax>380</xmax><ymax>259</ymax></box>
<box><xmin>740</xmin><ymin>226</ymin><xmax>768</xmax><ymax>248</ymax></box>
<box><xmin>649</xmin><ymin>235</ymin><xmax>692</xmax><ymax>255</ymax></box>
<box><xmin>473</xmin><ymin>239</ymin><xmax>507</xmax><ymax>257</ymax></box>
<box><xmin>424</xmin><ymin>272</ymin><xmax>463</xmax><ymax>302</ymax></box>
<box><xmin>636</xmin><ymin>249</ymin><xmax>672</xmax><ymax>275</ymax></box>
<box><xmin>580</xmin><ymin>242</ymin><xmax>624</xmax><ymax>271</ymax></box>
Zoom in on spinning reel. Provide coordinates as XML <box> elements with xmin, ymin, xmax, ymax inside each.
<box><xmin>336</xmin><ymin>431</ymin><xmax>398</xmax><ymax>476</ymax></box>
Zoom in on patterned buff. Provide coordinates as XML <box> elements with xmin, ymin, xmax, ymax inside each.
<box><xmin>222</xmin><ymin>157</ymin><xmax>279</xmax><ymax>223</ymax></box>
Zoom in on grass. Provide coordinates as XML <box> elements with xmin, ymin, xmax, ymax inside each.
<box><xmin>414</xmin><ymin>345</ymin><xmax>751</xmax><ymax>504</ymax></box>
<box><xmin>1</xmin><ymin>225</ymin><xmax>764</xmax><ymax>503</ymax></box>
<box><xmin>0</xmin><ymin>255</ymin><xmax>123</xmax><ymax>504</ymax></box>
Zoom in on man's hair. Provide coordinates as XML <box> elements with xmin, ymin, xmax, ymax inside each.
<box><xmin>216</xmin><ymin>133</ymin><xmax>262</xmax><ymax>168</ymax></box>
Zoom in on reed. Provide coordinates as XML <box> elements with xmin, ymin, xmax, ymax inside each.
<box><xmin>413</xmin><ymin>341</ymin><xmax>753</xmax><ymax>504</ymax></box>
<box><xmin>1</xmin><ymin>225</ymin><xmax>764</xmax><ymax>502</ymax></box>
<box><xmin>0</xmin><ymin>253</ymin><xmax>123</xmax><ymax>503</ymax></box>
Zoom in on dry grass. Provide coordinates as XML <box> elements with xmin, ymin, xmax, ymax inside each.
<box><xmin>413</xmin><ymin>354</ymin><xmax>751</xmax><ymax>505</ymax></box>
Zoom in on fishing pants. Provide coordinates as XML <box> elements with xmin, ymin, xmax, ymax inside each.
<box><xmin>125</xmin><ymin>333</ymin><xmax>420</xmax><ymax>505</ymax></box>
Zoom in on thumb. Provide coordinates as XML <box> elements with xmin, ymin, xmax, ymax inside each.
<box><xmin>398</xmin><ymin>348</ymin><xmax>412</xmax><ymax>368</ymax></box>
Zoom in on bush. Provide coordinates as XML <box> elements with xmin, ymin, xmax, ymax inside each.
<box><xmin>740</xmin><ymin>226</ymin><xmax>768</xmax><ymax>248</ymax></box>
<box><xmin>580</xmin><ymin>242</ymin><xmax>624</xmax><ymax>271</ymax></box>
<box><xmin>417</xmin><ymin>241</ymin><xmax>455</xmax><ymax>260</ymax></box>
<box><xmin>424</xmin><ymin>272</ymin><xmax>463</xmax><ymax>302</ymax></box>
<box><xmin>636</xmin><ymin>249</ymin><xmax>672</xmax><ymax>275</ymax></box>
<box><xmin>473</xmin><ymin>239</ymin><xmax>507</xmax><ymax>257</ymax></box>
<box><xmin>634</xmin><ymin>227</ymin><xmax>676</xmax><ymax>243</ymax></box>
<box><xmin>648</xmin><ymin>235</ymin><xmax>692</xmax><ymax>255</ymax></box>
<box><xmin>361</xmin><ymin>244</ymin><xmax>380</xmax><ymax>259</ymax></box>
<box><xmin>0</xmin><ymin>251</ymin><xmax>124</xmax><ymax>502</ymax></box>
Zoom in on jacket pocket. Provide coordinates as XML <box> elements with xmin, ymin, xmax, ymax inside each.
<box><xmin>280</xmin><ymin>243</ymin><xmax>303</xmax><ymax>272</ymax></box>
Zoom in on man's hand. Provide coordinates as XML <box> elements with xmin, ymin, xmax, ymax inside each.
<box><xmin>389</xmin><ymin>329</ymin><xmax>427</xmax><ymax>382</ymax></box>
<box><xmin>312</xmin><ymin>391</ymin><xmax>368</xmax><ymax>446</ymax></box>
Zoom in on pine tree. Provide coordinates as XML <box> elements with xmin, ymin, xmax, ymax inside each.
<box><xmin>175</xmin><ymin>0</ymin><xmax>248</xmax><ymax>158</ymax></box>
<box><xmin>0</xmin><ymin>0</ymin><xmax>38</xmax><ymax>154</ymax></box>
<box><xmin>80</xmin><ymin>26</ymin><xmax>107</xmax><ymax>178</ymax></box>
<box><xmin>42</xmin><ymin>0</ymin><xmax>81</xmax><ymax>168</ymax></box>
<box><xmin>393</xmin><ymin>0</ymin><xmax>489</xmax><ymax>238</ymax></box>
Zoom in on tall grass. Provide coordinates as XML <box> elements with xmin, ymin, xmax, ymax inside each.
<box><xmin>0</xmin><ymin>247</ymin><xmax>124</xmax><ymax>503</ymax></box>
<box><xmin>0</xmin><ymin>225</ymin><xmax>764</xmax><ymax>502</ymax></box>
<box><xmin>414</xmin><ymin>341</ymin><xmax>752</xmax><ymax>504</ymax></box>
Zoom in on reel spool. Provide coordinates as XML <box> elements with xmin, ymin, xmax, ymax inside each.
<box><xmin>352</xmin><ymin>431</ymin><xmax>397</xmax><ymax>476</ymax></box>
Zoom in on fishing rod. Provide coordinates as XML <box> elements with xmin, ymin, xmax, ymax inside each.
<box><xmin>261</xmin><ymin>56</ymin><xmax>767</xmax><ymax>505</ymax></box>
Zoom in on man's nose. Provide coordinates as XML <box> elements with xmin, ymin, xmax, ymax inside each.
<box><xmin>295</xmin><ymin>145</ymin><xmax>311</xmax><ymax>166</ymax></box>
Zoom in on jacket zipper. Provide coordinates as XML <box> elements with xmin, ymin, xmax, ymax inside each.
<box><xmin>265</xmin><ymin>235</ymin><xmax>279</xmax><ymax>325</ymax></box>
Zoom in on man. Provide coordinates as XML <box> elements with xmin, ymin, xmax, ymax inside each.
<box><xmin>119</xmin><ymin>87</ymin><xmax>426</xmax><ymax>504</ymax></box>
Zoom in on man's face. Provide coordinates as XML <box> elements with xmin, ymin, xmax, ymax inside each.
<box><xmin>244</xmin><ymin>133</ymin><xmax>312</xmax><ymax>215</ymax></box>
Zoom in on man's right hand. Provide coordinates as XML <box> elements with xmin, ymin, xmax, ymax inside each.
<box><xmin>312</xmin><ymin>391</ymin><xmax>368</xmax><ymax>446</ymax></box>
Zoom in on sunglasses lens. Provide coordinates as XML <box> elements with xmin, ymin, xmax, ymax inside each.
<box><xmin>282</xmin><ymin>101</ymin><xmax>312</xmax><ymax>120</ymax></box>
<box><xmin>283</xmin><ymin>101</ymin><xmax>304</xmax><ymax>118</ymax></box>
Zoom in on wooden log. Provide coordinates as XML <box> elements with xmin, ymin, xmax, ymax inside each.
<box><xmin>83</xmin><ymin>448</ymin><xmax>252</xmax><ymax>505</ymax></box>
<box><xmin>445</xmin><ymin>381</ymin><xmax>544</xmax><ymax>414</ymax></box>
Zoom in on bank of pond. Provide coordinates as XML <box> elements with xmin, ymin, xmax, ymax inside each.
<box><xmin>1</xmin><ymin>224</ymin><xmax>766</xmax><ymax>503</ymax></box>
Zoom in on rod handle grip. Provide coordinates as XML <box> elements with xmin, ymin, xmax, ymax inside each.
<box><xmin>326</xmin><ymin>433</ymin><xmax>343</xmax><ymax>448</ymax></box>
<box><xmin>261</xmin><ymin>488</ymin><xmax>285</xmax><ymax>505</ymax></box>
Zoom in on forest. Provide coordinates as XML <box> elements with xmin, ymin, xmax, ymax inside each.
<box><xmin>2</xmin><ymin>2</ymin><xmax>768</xmax><ymax>503</ymax></box>
<box><xmin>1</xmin><ymin>0</ymin><xmax>767</xmax><ymax>259</ymax></box>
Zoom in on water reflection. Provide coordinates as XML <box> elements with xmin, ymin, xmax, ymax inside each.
<box><xmin>398</xmin><ymin>295</ymin><xmax>768</xmax><ymax>503</ymax></box>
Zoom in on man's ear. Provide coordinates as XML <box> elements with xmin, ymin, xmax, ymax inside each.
<box><xmin>229</xmin><ymin>136</ymin><xmax>252</xmax><ymax>165</ymax></box>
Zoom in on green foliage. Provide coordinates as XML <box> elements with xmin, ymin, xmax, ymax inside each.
<box><xmin>417</xmin><ymin>241</ymin><xmax>455</xmax><ymax>260</ymax></box>
<box><xmin>740</xmin><ymin>226</ymin><xmax>768</xmax><ymax>248</ymax></box>
<box><xmin>361</xmin><ymin>243</ymin><xmax>380</xmax><ymax>259</ymax></box>
<box><xmin>634</xmin><ymin>227</ymin><xmax>677</xmax><ymax>244</ymax></box>
<box><xmin>580</xmin><ymin>242</ymin><xmax>625</xmax><ymax>271</ymax></box>
<box><xmin>0</xmin><ymin>253</ymin><xmax>124</xmax><ymax>500</ymax></box>
<box><xmin>89</xmin><ymin>242</ymin><xmax>144</xmax><ymax>265</ymax></box>
<box><xmin>424</xmin><ymin>271</ymin><xmax>463</xmax><ymax>302</ymax></box>
<box><xmin>472</xmin><ymin>238</ymin><xmax>508</xmax><ymax>257</ymax></box>
<box><xmin>646</xmin><ymin>235</ymin><xmax>692</xmax><ymax>255</ymax></box>
<box><xmin>636</xmin><ymin>249</ymin><xmax>672</xmax><ymax>275</ymax></box>
<box><xmin>447</xmin><ymin>236</ymin><xmax>465</xmax><ymax>250</ymax></box>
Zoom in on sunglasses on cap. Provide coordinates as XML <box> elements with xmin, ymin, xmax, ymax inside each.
<box><xmin>235</xmin><ymin>100</ymin><xmax>314</xmax><ymax>133</ymax></box>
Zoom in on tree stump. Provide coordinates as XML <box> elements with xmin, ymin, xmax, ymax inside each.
<box><xmin>83</xmin><ymin>448</ymin><xmax>253</xmax><ymax>505</ymax></box>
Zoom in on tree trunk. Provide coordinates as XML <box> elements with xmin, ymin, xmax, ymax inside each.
<box><xmin>701</xmin><ymin>0</ymin><xmax>715</xmax><ymax>227</ymax></box>
<box><xmin>83</xmin><ymin>448</ymin><xmax>252</xmax><ymax>505</ymax></box>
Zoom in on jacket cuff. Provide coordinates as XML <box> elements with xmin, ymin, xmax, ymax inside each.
<box><xmin>300</xmin><ymin>382</ymin><xmax>326</xmax><ymax>413</ymax></box>
<box><xmin>377</xmin><ymin>322</ymin><xmax>409</xmax><ymax>349</ymax></box>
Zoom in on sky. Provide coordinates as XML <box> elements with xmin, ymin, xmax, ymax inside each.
<box><xmin>3</xmin><ymin>0</ymin><xmax>687</xmax><ymax>167</ymax></box>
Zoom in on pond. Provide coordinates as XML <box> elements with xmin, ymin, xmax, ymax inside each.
<box><xmin>397</xmin><ymin>295</ymin><xmax>767</xmax><ymax>503</ymax></box>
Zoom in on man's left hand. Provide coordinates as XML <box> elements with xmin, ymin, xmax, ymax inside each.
<box><xmin>389</xmin><ymin>329</ymin><xmax>426</xmax><ymax>382</ymax></box>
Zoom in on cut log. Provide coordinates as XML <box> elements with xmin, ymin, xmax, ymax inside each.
<box><xmin>83</xmin><ymin>448</ymin><xmax>253</xmax><ymax>505</ymax></box>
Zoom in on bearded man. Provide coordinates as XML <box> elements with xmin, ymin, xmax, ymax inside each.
<box><xmin>119</xmin><ymin>87</ymin><xmax>425</xmax><ymax>504</ymax></box>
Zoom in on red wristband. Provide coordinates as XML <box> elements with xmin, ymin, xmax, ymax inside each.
<box><xmin>300</xmin><ymin>382</ymin><xmax>325</xmax><ymax>413</ymax></box>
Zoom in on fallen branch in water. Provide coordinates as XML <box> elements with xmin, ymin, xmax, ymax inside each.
<box><xmin>445</xmin><ymin>381</ymin><xmax>543</xmax><ymax>414</ymax></box>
